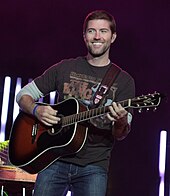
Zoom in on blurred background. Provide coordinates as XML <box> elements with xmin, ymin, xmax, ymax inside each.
<box><xmin>0</xmin><ymin>0</ymin><xmax>169</xmax><ymax>195</ymax></box>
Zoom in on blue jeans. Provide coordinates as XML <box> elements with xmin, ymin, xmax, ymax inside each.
<box><xmin>33</xmin><ymin>161</ymin><xmax>108</xmax><ymax>196</ymax></box>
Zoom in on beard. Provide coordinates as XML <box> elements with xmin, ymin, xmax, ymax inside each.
<box><xmin>87</xmin><ymin>43</ymin><xmax>110</xmax><ymax>57</ymax></box>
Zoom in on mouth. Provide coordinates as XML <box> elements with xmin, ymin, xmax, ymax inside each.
<box><xmin>91</xmin><ymin>42</ymin><xmax>103</xmax><ymax>48</ymax></box>
<box><xmin>92</xmin><ymin>42</ymin><xmax>103</xmax><ymax>45</ymax></box>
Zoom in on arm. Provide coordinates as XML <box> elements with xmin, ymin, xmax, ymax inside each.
<box><xmin>16</xmin><ymin>81</ymin><xmax>60</xmax><ymax>126</ymax></box>
<box><xmin>107</xmin><ymin>72</ymin><xmax>135</xmax><ymax>140</ymax></box>
<box><xmin>107</xmin><ymin>102</ymin><xmax>132</xmax><ymax>140</ymax></box>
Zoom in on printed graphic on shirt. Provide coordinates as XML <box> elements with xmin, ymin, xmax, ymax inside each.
<box><xmin>63</xmin><ymin>71</ymin><xmax>117</xmax><ymax>107</ymax></box>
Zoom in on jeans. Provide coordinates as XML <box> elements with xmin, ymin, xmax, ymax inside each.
<box><xmin>33</xmin><ymin>161</ymin><xmax>108</xmax><ymax>196</ymax></box>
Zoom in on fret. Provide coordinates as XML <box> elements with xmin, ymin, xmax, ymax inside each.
<box><xmin>60</xmin><ymin>93</ymin><xmax>162</xmax><ymax>128</ymax></box>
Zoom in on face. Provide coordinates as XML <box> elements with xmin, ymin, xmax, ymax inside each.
<box><xmin>84</xmin><ymin>19</ymin><xmax>116</xmax><ymax>58</ymax></box>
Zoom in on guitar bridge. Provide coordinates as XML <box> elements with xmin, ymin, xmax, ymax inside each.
<box><xmin>32</xmin><ymin>123</ymin><xmax>38</xmax><ymax>143</ymax></box>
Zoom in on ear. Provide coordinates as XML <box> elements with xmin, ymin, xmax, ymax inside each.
<box><xmin>111</xmin><ymin>33</ymin><xmax>117</xmax><ymax>43</ymax></box>
<box><xmin>83</xmin><ymin>32</ymin><xmax>86</xmax><ymax>42</ymax></box>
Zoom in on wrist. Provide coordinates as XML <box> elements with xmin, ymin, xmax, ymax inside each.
<box><xmin>32</xmin><ymin>104</ymin><xmax>39</xmax><ymax>116</ymax></box>
<box><xmin>113</xmin><ymin>123</ymin><xmax>130</xmax><ymax>140</ymax></box>
<box><xmin>112</xmin><ymin>113</ymin><xmax>132</xmax><ymax>140</ymax></box>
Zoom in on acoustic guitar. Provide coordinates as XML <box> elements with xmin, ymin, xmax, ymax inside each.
<box><xmin>8</xmin><ymin>92</ymin><xmax>163</xmax><ymax>174</ymax></box>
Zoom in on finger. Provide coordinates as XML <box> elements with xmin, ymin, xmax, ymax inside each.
<box><xmin>41</xmin><ymin>119</ymin><xmax>53</xmax><ymax>126</ymax></box>
<box><xmin>47</xmin><ymin>107</ymin><xmax>58</xmax><ymax>116</ymax></box>
<box><xmin>44</xmin><ymin>116</ymin><xmax>61</xmax><ymax>124</ymax></box>
<box><xmin>47</xmin><ymin>114</ymin><xmax>61</xmax><ymax>122</ymax></box>
<box><xmin>41</xmin><ymin>107</ymin><xmax>60</xmax><ymax>120</ymax></box>
<box><xmin>108</xmin><ymin>105</ymin><xmax>119</xmax><ymax>119</ymax></box>
<box><xmin>106</xmin><ymin>113</ymin><xmax>116</xmax><ymax>121</ymax></box>
<box><xmin>112</xmin><ymin>103</ymin><xmax>127</xmax><ymax>117</ymax></box>
<box><xmin>112</xmin><ymin>102</ymin><xmax>122</xmax><ymax>112</ymax></box>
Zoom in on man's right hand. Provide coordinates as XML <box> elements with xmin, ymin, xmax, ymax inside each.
<box><xmin>34</xmin><ymin>105</ymin><xmax>61</xmax><ymax>126</ymax></box>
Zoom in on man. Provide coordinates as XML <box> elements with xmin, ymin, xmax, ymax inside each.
<box><xmin>16</xmin><ymin>10</ymin><xmax>135</xmax><ymax>196</ymax></box>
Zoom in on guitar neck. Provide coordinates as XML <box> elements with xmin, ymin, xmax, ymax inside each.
<box><xmin>62</xmin><ymin>99</ymin><xmax>130</xmax><ymax>126</ymax></box>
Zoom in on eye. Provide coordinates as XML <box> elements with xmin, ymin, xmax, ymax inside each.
<box><xmin>100</xmin><ymin>29</ymin><xmax>108</xmax><ymax>33</ymax></box>
<box><xmin>87</xmin><ymin>29</ymin><xmax>95</xmax><ymax>34</ymax></box>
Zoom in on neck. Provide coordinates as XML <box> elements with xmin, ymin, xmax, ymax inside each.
<box><xmin>86</xmin><ymin>54</ymin><xmax>110</xmax><ymax>67</ymax></box>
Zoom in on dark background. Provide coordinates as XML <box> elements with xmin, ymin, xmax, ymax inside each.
<box><xmin>0</xmin><ymin>0</ymin><xmax>170</xmax><ymax>195</ymax></box>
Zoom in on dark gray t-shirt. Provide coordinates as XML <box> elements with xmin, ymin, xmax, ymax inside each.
<box><xmin>34</xmin><ymin>56</ymin><xmax>135</xmax><ymax>170</ymax></box>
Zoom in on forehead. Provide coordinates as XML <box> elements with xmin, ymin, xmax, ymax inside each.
<box><xmin>87</xmin><ymin>19</ymin><xmax>111</xmax><ymax>30</ymax></box>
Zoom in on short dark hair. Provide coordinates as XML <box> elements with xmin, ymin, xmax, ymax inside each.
<box><xmin>83</xmin><ymin>10</ymin><xmax>116</xmax><ymax>34</ymax></box>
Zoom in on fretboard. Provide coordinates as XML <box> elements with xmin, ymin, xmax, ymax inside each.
<box><xmin>62</xmin><ymin>99</ymin><xmax>131</xmax><ymax>126</ymax></box>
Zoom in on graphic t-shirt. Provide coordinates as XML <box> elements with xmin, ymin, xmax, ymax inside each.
<box><xmin>34</xmin><ymin>56</ymin><xmax>135</xmax><ymax>170</ymax></box>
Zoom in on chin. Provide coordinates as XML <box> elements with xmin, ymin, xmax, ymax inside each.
<box><xmin>89</xmin><ymin>50</ymin><xmax>104</xmax><ymax>57</ymax></box>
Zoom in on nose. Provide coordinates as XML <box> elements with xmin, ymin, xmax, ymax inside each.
<box><xmin>94</xmin><ymin>31</ymin><xmax>101</xmax><ymax>39</ymax></box>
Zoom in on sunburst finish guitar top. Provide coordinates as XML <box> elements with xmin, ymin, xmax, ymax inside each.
<box><xmin>8</xmin><ymin>93</ymin><xmax>163</xmax><ymax>174</ymax></box>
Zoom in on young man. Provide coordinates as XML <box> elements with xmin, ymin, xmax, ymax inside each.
<box><xmin>16</xmin><ymin>10</ymin><xmax>135</xmax><ymax>196</ymax></box>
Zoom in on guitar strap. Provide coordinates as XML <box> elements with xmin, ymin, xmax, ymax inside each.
<box><xmin>91</xmin><ymin>63</ymin><xmax>121</xmax><ymax>108</ymax></box>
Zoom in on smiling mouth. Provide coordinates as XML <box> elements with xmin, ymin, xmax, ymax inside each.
<box><xmin>92</xmin><ymin>42</ymin><xmax>103</xmax><ymax>48</ymax></box>
<box><xmin>92</xmin><ymin>42</ymin><xmax>103</xmax><ymax>45</ymax></box>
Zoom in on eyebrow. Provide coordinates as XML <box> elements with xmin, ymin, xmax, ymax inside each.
<box><xmin>87</xmin><ymin>27</ymin><xmax>110</xmax><ymax>31</ymax></box>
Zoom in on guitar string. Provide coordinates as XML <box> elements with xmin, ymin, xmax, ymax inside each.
<box><xmin>61</xmin><ymin>95</ymin><xmax>159</xmax><ymax>127</ymax></box>
<box><xmin>62</xmin><ymin>99</ymin><xmax>128</xmax><ymax>126</ymax></box>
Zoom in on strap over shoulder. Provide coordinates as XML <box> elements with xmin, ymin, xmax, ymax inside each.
<box><xmin>92</xmin><ymin>63</ymin><xmax>121</xmax><ymax>108</ymax></box>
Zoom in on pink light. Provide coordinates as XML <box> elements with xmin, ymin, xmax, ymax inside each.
<box><xmin>50</xmin><ymin>91</ymin><xmax>56</xmax><ymax>104</ymax></box>
<box><xmin>159</xmin><ymin>130</ymin><xmax>167</xmax><ymax>196</ymax></box>
<box><xmin>13</xmin><ymin>77</ymin><xmax>22</xmax><ymax>122</ymax></box>
<box><xmin>0</xmin><ymin>76</ymin><xmax>11</xmax><ymax>142</ymax></box>
<box><xmin>67</xmin><ymin>191</ymin><xmax>71</xmax><ymax>196</ymax></box>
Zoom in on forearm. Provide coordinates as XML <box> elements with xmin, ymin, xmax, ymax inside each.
<box><xmin>112</xmin><ymin>122</ymin><xmax>130</xmax><ymax>140</ymax></box>
<box><xmin>16</xmin><ymin>81</ymin><xmax>44</xmax><ymax>115</ymax></box>
<box><xmin>17</xmin><ymin>94</ymin><xmax>37</xmax><ymax>115</ymax></box>
<box><xmin>112</xmin><ymin>113</ymin><xmax>132</xmax><ymax>140</ymax></box>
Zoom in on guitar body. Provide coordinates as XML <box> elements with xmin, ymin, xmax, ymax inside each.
<box><xmin>8</xmin><ymin>92</ymin><xmax>163</xmax><ymax>174</ymax></box>
<box><xmin>9</xmin><ymin>97</ymin><xmax>88</xmax><ymax>174</ymax></box>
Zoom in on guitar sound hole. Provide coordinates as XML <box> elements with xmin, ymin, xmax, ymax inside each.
<box><xmin>48</xmin><ymin>124</ymin><xmax>62</xmax><ymax>135</ymax></box>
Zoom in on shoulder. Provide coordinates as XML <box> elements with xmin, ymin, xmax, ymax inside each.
<box><xmin>58</xmin><ymin>56</ymin><xmax>85</xmax><ymax>65</ymax></box>
<box><xmin>115</xmin><ymin>63</ymin><xmax>134</xmax><ymax>80</ymax></box>
<box><xmin>121</xmin><ymin>69</ymin><xmax>134</xmax><ymax>81</ymax></box>
<box><xmin>48</xmin><ymin>56</ymin><xmax>86</xmax><ymax>70</ymax></box>
<box><xmin>111</xmin><ymin>62</ymin><xmax>135</xmax><ymax>87</ymax></box>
